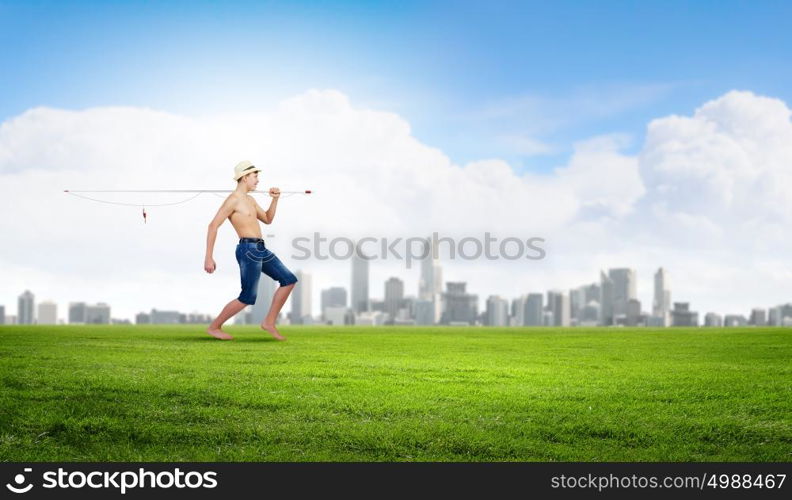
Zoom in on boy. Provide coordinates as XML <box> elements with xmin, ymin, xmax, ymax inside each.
<box><xmin>204</xmin><ymin>161</ymin><xmax>298</xmax><ymax>340</ymax></box>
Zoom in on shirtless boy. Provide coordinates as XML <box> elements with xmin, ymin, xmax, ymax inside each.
<box><xmin>204</xmin><ymin>161</ymin><xmax>299</xmax><ymax>341</ymax></box>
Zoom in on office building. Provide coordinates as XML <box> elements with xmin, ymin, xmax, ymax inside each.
<box><xmin>485</xmin><ymin>295</ymin><xmax>509</xmax><ymax>326</ymax></box>
<box><xmin>510</xmin><ymin>296</ymin><xmax>525</xmax><ymax>326</ymax></box>
<box><xmin>150</xmin><ymin>309</ymin><xmax>180</xmax><ymax>324</ymax></box>
<box><xmin>418</xmin><ymin>238</ymin><xmax>443</xmax><ymax>299</ymax></box>
<box><xmin>653</xmin><ymin>268</ymin><xmax>671</xmax><ymax>327</ymax></box>
<box><xmin>579</xmin><ymin>300</ymin><xmax>601</xmax><ymax>327</ymax></box>
<box><xmin>324</xmin><ymin>306</ymin><xmax>352</xmax><ymax>326</ymax></box>
<box><xmin>384</xmin><ymin>277</ymin><xmax>405</xmax><ymax>319</ymax></box>
<box><xmin>749</xmin><ymin>308</ymin><xmax>767</xmax><ymax>326</ymax></box>
<box><xmin>599</xmin><ymin>271</ymin><xmax>613</xmax><ymax>326</ymax></box>
<box><xmin>84</xmin><ymin>303</ymin><xmax>111</xmax><ymax>324</ymax></box>
<box><xmin>440</xmin><ymin>282</ymin><xmax>478</xmax><ymax>325</ymax></box>
<box><xmin>37</xmin><ymin>301</ymin><xmax>58</xmax><ymax>325</ymax></box>
<box><xmin>671</xmin><ymin>302</ymin><xmax>698</xmax><ymax>327</ymax></box>
<box><xmin>69</xmin><ymin>302</ymin><xmax>87</xmax><ymax>324</ymax></box>
<box><xmin>288</xmin><ymin>270</ymin><xmax>312</xmax><ymax>324</ymax></box>
<box><xmin>356</xmin><ymin>311</ymin><xmax>386</xmax><ymax>326</ymax></box>
<box><xmin>321</xmin><ymin>287</ymin><xmax>347</xmax><ymax>321</ymax></box>
<box><xmin>18</xmin><ymin>290</ymin><xmax>34</xmax><ymax>325</ymax></box>
<box><xmin>626</xmin><ymin>298</ymin><xmax>642</xmax><ymax>326</ymax></box>
<box><xmin>351</xmin><ymin>249</ymin><xmax>370</xmax><ymax>314</ymax></box>
<box><xmin>414</xmin><ymin>299</ymin><xmax>435</xmax><ymax>326</ymax></box>
<box><xmin>704</xmin><ymin>312</ymin><xmax>723</xmax><ymax>327</ymax></box>
<box><xmin>523</xmin><ymin>293</ymin><xmax>544</xmax><ymax>326</ymax></box>
<box><xmin>610</xmin><ymin>268</ymin><xmax>637</xmax><ymax>326</ymax></box>
<box><xmin>549</xmin><ymin>291</ymin><xmax>570</xmax><ymax>327</ymax></box>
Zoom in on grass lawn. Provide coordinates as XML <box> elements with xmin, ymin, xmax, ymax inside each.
<box><xmin>0</xmin><ymin>325</ymin><xmax>790</xmax><ymax>461</ymax></box>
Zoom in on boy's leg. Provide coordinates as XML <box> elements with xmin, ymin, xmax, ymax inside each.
<box><xmin>260</xmin><ymin>250</ymin><xmax>299</xmax><ymax>341</ymax></box>
<box><xmin>262</xmin><ymin>283</ymin><xmax>296</xmax><ymax>339</ymax></box>
<box><xmin>208</xmin><ymin>241</ymin><xmax>261</xmax><ymax>340</ymax></box>
<box><xmin>207</xmin><ymin>298</ymin><xmax>247</xmax><ymax>340</ymax></box>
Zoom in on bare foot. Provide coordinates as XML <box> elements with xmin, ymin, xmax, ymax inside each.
<box><xmin>207</xmin><ymin>326</ymin><xmax>234</xmax><ymax>340</ymax></box>
<box><xmin>260</xmin><ymin>322</ymin><xmax>286</xmax><ymax>341</ymax></box>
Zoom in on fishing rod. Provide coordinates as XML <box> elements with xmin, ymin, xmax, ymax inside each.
<box><xmin>64</xmin><ymin>189</ymin><xmax>312</xmax><ymax>193</ymax></box>
<box><xmin>64</xmin><ymin>189</ymin><xmax>312</xmax><ymax>223</ymax></box>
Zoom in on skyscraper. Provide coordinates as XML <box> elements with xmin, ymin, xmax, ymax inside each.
<box><xmin>779</xmin><ymin>304</ymin><xmax>792</xmax><ymax>325</ymax></box>
<box><xmin>704</xmin><ymin>312</ymin><xmax>723</xmax><ymax>327</ymax></box>
<box><xmin>0</xmin><ymin>305</ymin><xmax>5</xmax><ymax>325</ymax></box>
<box><xmin>485</xmin><ymin>295</ymin><xmax>509</xmax><ymax>326</ymax></box>
<box><xmin>37</xmin><ymin>301</ymin><xmax>58</xmax><ymax>325</ymax></box>
<box><xmin>440</xmin><ymin>282</ymin><xmax>478</xmax><ymax>325</ymax></box>
<box><xmin>599</xmin><ymin>271</ymin><xmax>613</xmax><ymax>326</ymax></box>
<box><xmin>17</xmin><ymin>290</ymin><xmax>34</xmax><ymax>325</ymax></box>
<box><xmin>749</xmin><ymin>308</ymin><xmax>767</xmax><ymax>326</ymax></box>
<box><xmin>600</xmin><ymin>269</ymin><xmax>636</xmax><ymax>325</ymax></box>
<box><xmin>150</xmin><ymin>309</ymin><xmax>180</xmax><ymax>324</ymax></box>
<box><xmin>418</xmin><ymin>238</ymin><xmax>442</xmax><ymax>300</ymax></box>
<box><xmin>323</xmin><ymin>306</ymin><xmax>351</xmax><ymax>326</ymax></box>
<box><xmin>610</xmin><ymin>268</ymin><xmax>637</xmax><ymax>325</ymax></box>
<box><xmin>510</xmin><ymin>296</ymin><xmax>525</xmax><ymax>326</ymax></box>
<box><xmin>579</xmin><ymin>283</ymin><xmax>601</xmax><ymax>326</ymax></box>
<box><xmin>569</xmin><ymin>288</ymin><xmax>584</xmax><ymax>325</ymax></box>
<box><xmin>290</xmin><ymin>270</ymin><xmax>312</xmax><ymax>324</ymax></box>
<box><xmin>413</xmin><ymin>299</ymin><xmax>435</xmax><ymax>325</ymax></box>
<box><xmin>671</xmin><ymin>302</ymin><xmax>698</xmax><ymax>327</ymax></box>
<box><xmin>550</xmin><ymin>291</ymin><xmax>570</xmax><ymax>327</ymax></box>
<box><xmin>418</xmin><ymin>237</ymin><xmax>443</xmax><ymax>324</ymax></box>
<box><xmin>384</xmin><ymin>277</ymin><xmax>404</xmax><ymax>319</ymax></box>
<box><xmin>351</xmin><ymin>248</ymin><xmax>370</xmax><ymax>314</ymax></box>
<box><xmin>320</xmin><ymin>287</ymin><xmax>348</xmax><ymax>321</ymax></box>
<box><xmin>626</xmin><ymin>298</ymin><xmax>642</xmax><ymax>326</ymax></box>
<box><xmin>653</xmin><ymin>268</ymin><xmax>671</xmax><ymax>327</ymax></box>
<box><xmin>580</xmin><ymin>300</ymin><xmax>601</xmax><ymax>326</ymax></box>
<box><xmin>523</xmin><ymin>293</ymin><xmax>544</xmax><ymax>326</ymax></box>
<box><xmin>85</xmin><ymin>303</ymin><xmax>111</xmax><ymax>324</ymax></box>
<box><xmin>581</xmin><ymin>283</ymin><xmax>601</xmax><ymax>304</ymax></box>
<box><xmin>69</xmin><ymin>302</ymin><xmax>86</xmax><ymax>324</ymax></box>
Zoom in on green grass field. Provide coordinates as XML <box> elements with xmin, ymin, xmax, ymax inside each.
<box><xmin>0</xmin><ymin>325</ymin><xmax>790</xmax><ymax>462</ymax></box>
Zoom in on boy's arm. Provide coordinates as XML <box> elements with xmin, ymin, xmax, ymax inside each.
<box><xmin>254</xmin><ymin>199</ymin><xmax>271</xmax><ymax>224</ymax></box>
<box><xmin>205</xmin><ymin>196</ymin><xmax>237</xmax><ymax>273</ymax></box>
<box><xmin>254</xmin><ymin>189</ymin><xmax>280</xmax><ymax>224</ymax></box>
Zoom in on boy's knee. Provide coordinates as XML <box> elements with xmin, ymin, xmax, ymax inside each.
<box><xmin>279</xmin><ymin>274</ymin><xmax>298</xmax><ymax>287</ymax></box>
<box><xmin>238</xmin><ymin>293</ymin><xmax>257</xmax><ymax>305</ymax></box>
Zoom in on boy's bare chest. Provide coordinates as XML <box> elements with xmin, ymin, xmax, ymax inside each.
<box><xmin>229</xmin><ymin>198</ymin><xmax>256</xmax><ymax>221</ymax></box>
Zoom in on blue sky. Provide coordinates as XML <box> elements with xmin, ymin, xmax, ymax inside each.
<box><xmin>2</xmin><ymin>0</ymin><xmax>791</xmax><ymax>171</ymax></box>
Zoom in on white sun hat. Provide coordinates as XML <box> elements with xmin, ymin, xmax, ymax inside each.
<box><xmin>233</xmin><ymin>160</ymin><xmax>262</xmax><ymax>181</ymax></box>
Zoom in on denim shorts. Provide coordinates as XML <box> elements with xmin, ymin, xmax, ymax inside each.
<box><xmin>236</xmin><ymin>239</ymin><xmax>298</xmax><ymax>305</ymax></box>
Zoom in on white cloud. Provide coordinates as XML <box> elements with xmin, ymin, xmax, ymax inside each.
<box><xmin>637</xmin><ymin>90</ymin><xmax>792</xmax><ymax>251</ymax></box>
<box><xmin>554</xmin><ymin>134</ymin><xmax>644</xmax><ymax>218</ymax></box>
<box><xmin>0</xmin><ymin>89</ymin><xmax>790</xmax><ymax>322</ymax></box>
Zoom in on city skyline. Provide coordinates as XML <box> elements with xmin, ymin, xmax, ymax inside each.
<box><xmin>5</xmin><ymin>257</ymin><xmax>790</xmax><ymax>327</ymax></box>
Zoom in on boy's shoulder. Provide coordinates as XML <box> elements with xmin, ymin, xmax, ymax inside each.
<box><xmin>219</xmin><ymin>192</ymin><xmax>244</xmax><ymax>211</ymax></box>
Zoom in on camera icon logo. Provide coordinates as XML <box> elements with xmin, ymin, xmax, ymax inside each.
<box><xmin>5</xmin><ymin>468</ymin><xmax>34</xmax><ymax>494</ymax></box>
